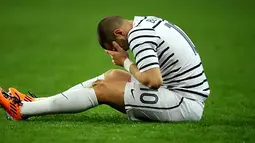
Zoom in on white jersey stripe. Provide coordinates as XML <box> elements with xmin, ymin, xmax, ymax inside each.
<box><xmin>159</xmin><ymin>53</ymin><xmax>174</xmax><ymax>68</ymax></box>
<box><xmin>129</xmin><ymin>35</ymin><xmax>160</xmax><ymax>46</ymax></box>
<box><xmin>161</xmin><ymin>58</ymin><xmax>178</xmax><ymax>70</ymax></box>
<box><xmin>131</xmin><ymin>41</ymin><xmax>157</xmax><ymax>52</ymax></box>
<box><xmin>134</xmin><ymin>48</ymin><xmax>155</xmax><ymax>59</ymax></box>
<box><xmin>162</xmin><ymin>67</ymin><xmax>181</xmax><ymax>78</ymax></box>
<box><xmin>172</xmin><ymin>88</ymin><xmax>208</xmax><ymax>98</ymax></box>
<box><xmin>161</xmin><ymin>60</ymin><xmax>179</xmax><ymax>72</ymax></box>
<box><xmin>166</xmin><ymin>70</ymin><xmax>204</xmax><ymax>84</ymax></box>
<box><xmin>156</xmin><ymin>40</ymin><xmax>165</xmax><ymax>50</ymax></box>
<box><xmin>181</xmin><ymin>79</ymin><xmax>208</xmax><ymax>88</ymax></box>
<box><xmin>136</xmin><ymin>55</ymin><xmax>157</xmax><ymax>66</ymax></box>
<box><xmin>203</xmin><ymin>88</ymin><xmax>210</xmax><ymax>91</ymax></box>
<box><xmin>158</xmin><ymin>46</ymin><xmax>170</xmax><ymax>59</ymax></box>
<box><xmin>136</xmin><ymin>16</ymin><xmax>147</xmax><ymax>27</ymax></box>
<box><xmin>152</xmin><ymin>20</ymin><xmax>162</xmax><ymax>29</ymax></box>
<box><xmin>163</xmin><ymin>62</ymin><xmax>202</xmax><ymax>79</ymax></box>
<box><xmin>139</xmin><ymin>62</ymin><xmax>159</xmax><ymax>71</ymax></box>
<box><xmin>128</xmin><ymin>28</ymin><xmax>154</xmax><ymax>37</ymax></box>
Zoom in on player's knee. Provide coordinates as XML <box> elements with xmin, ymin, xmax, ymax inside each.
<box><xmin>98</xmin><ymin>69</ymin><xmax>126</xmax><ymax>87</ymax></box>
<box><xmin>93</xmin><ymin>80</ymin><xmax>107</xmax><ymax>94</ymax></box>
<box><xmin>104</xmin><ymin>69</ymin><xmax>119</xmax><ymax>80</ymax></box>
<box><xmin>104</xmin><ymin>69</ymin><xmax>130</xmax><ymax>82</ymax></box>
<box><xmin>92</xmin><ymin>80</ymin><xmax>108</xmax><ymax>102</ymax></box>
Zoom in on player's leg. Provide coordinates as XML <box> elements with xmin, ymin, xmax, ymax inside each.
<box><xmin>0</xmin><ymin>86</ymin><xmax>99</xmax><ymax>120</ymax></box>
<box><xmin>92</xmin><ymin>80</ymin><xmax>127</xmax><ymax>113</ymax></box>
<box><xmin>14</xmin><ymin>80</ymin><xmax>128</xmax><ymax>119</ymax></box>
<box><xmin>11</xmin><ymin>69</ymin><xmax>131</xmax><ymax>102</ymax></box>
<box><xmin>0</xmin><ymin>70</ymin><xmax>130</xmax><ymax>120</ymax></box>
<box><xmin>19</xmin><ymin>87</ymin><xmax>98</xmax><ymax>117</ymax></box>
<box><xmin>33</xmin><ymin>69</ymin><xmax>130</xmax><ymax>101</ymax></box>
<box><xmin>1</xmin><ymin>78</ymin><xmax>203</xmax><ymax>121</ymax></box>
<box><xmin>69</xmin><ymin>69</ymin><xmax>131</xmax><ymax>90</ymax></box>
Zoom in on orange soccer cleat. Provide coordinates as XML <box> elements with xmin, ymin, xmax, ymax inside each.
<box><xmin>8</xmin><ymin>88</ymin><xmax>35</xmax><ymax>102</ymax></box>
<box><xmin>0</xmin><ymin>88</ymin><xmax>23</xmax><ymax>120</ymax></box>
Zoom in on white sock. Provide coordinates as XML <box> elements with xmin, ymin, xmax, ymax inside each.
<box><xmin>32</xmin><ymin>74</ymin><xmax>105</xmax><ymax>102</ymax></box>
<box><xmin>20</xmin><ymin>88</ymin><xmax>98</xmax><ymax>117</ymax></box>
<box><xmin>69</xmin><ymin>74</ymin><xmax>105</xmax><ymax>90</ymax></box>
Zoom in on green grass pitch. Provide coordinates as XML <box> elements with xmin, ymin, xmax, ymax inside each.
<box><xmin>0</xmin><ymin>0</ymin><xmax>254</xmax><ymax>142</ymax></box>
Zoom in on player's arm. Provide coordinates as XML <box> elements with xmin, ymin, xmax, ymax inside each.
<box><xmin>106</xmin><ymin>27</ymin><xmax>163</xmax><ymax>89</ymax></box>
<box><xmin>129</xmin><ymin>63</ymin><xmax>162</xmax><ymax>89</ymax></box>
<box><xmin>126</xmin><ymin>28</ymin><xmax>163</xmax><ymax>89</ymax></box>
<box><xmin>108</xmin><ymin>41</ymin><xmax>163</xmax><ymax>89</ymax></box>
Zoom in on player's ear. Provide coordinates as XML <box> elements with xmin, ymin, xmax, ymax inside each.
<box><xmin>113</xmin><ymin>28</ymin><xmax>125</xmax><ymax>37</ymax></box>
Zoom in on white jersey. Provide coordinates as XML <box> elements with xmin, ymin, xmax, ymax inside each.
<box><xmin>128</xmin><ymin>16</ymin><xmax>210</xmax><ymax>101</ymax></box>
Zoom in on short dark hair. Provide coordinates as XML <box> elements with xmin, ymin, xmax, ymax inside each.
<box><xmin>97</xmin><ymin>16</ymin><xmax>124</xmax><ymax>49</ymax></box>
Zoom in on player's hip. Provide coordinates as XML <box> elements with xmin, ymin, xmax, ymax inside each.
<box><xmin>123</xmin><ymin>82</ymin><xmax>205</xmax><ymax>122</ymax></box>
<box><xmin>168</xmin><ymin>86</ymin><xmax>210</xmax><ymax>103</ymax></box>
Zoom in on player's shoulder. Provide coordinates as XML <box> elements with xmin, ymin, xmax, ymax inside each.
<box><xmin>128</xmin><ymin>16</ymin><xmax>163</xmax><ymax>36</ymax></box>
<box><xmin>132</xmin><ymin>16</ymin><xmax>163</xmax><ymax>27</ymax></box>
<box><xmin>128</xmin><ymin>26</ymin><xmax>154</xmax><ymax>38</ymax></box>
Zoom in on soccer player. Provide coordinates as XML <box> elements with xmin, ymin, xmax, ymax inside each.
<box><xmin>0</xmin><ymin>16</ymin><xmax>210</xmax><ymax>122</ymax></box>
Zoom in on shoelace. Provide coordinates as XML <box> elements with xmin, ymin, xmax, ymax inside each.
<box><xmin>28</xmin><ymin>91</ymin><xmax>37</xmax><ymax>98</ymax></box>
<box><xmin>2</xmin><ymin>91</ymin><xmax>21</xmax><ymax>104</ymax></box>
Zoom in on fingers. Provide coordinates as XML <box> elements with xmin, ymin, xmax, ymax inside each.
<box><xmin>112</xmin><ymin>41</ymin><xmax>123</xmax><ymax>52</ymax></box>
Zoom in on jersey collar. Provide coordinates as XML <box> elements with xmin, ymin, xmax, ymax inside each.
<box><xmin>133</xmin><ymin>16</ymin><xmax>146</xmax><ymax>27</ymax></box>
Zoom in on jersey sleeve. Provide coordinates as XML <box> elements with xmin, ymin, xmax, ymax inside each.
<box><xmin>128</xmin><ymin>27</ymin><xmax>160</xmax><ymax>72</ymax></box>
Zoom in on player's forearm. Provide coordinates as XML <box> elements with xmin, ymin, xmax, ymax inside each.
<box><xmin>127</xmin><ymin>61</ymin><xmax>162</xmax><ymax>89</ymax></box>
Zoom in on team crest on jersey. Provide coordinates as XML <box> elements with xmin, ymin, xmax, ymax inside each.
<box><xmin>146</xmin><ymin>17</ymin><xmax>161</xmax><ymax>24</ymax></box>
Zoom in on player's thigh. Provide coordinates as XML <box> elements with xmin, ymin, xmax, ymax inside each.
<box><xmin>104</xmin><ymin>69</ymin><xmax>131</xmax><ymax>82</ymax></box>
<box><xmin>124</xmin><ymin>83</ymin><xmax>203</xmax><ymax>122</ymax></box>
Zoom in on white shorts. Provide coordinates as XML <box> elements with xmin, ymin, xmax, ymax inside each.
<box><xmin>124</xmin><ymin>76</ymin><xmax>205</xmax><ymax>122</ymax></box>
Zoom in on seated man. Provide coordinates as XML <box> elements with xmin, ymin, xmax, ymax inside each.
<box><xmin>0</xmin><ymin>16</ymin><xmax>210</xmax><ymax>122</ymax></box>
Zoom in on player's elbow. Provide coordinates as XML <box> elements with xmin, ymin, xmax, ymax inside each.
<box><xmin>138</xmin><ymin>68</ymin><xmax>163</xmax><ymax>89</ymax></box>
<box><xmin>146</xmin><ymin>77</ymin><xmax>163</xmax><ymax>89</ymax></box>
